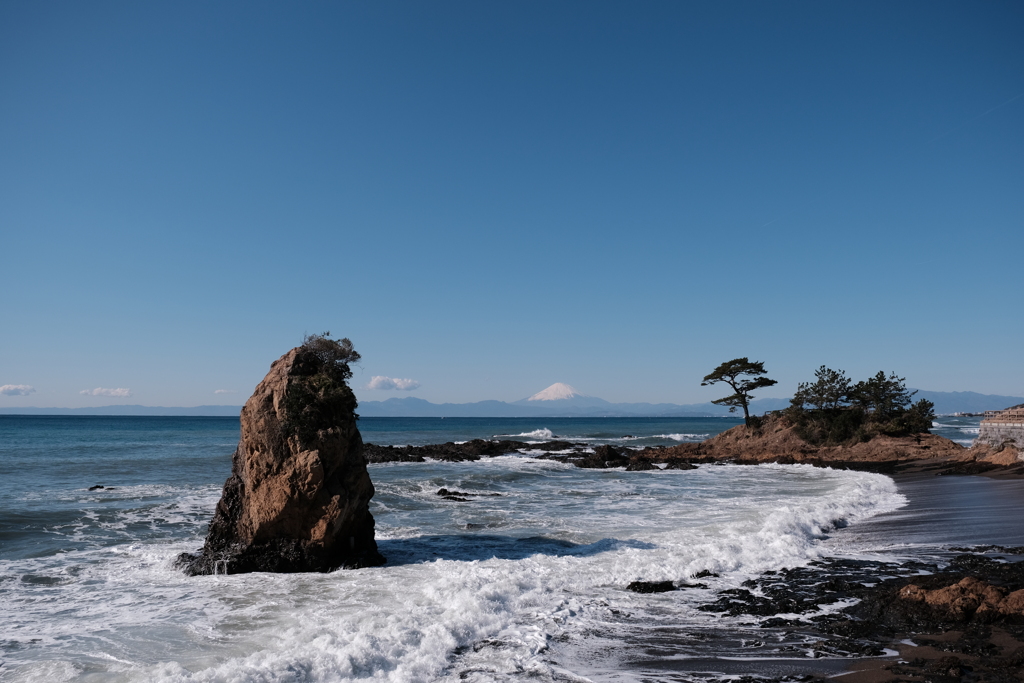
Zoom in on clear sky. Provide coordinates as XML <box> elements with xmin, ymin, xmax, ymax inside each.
<box><xmin>2</xmin><ymin>1</ymin><xmax>1022</xmax><ymax>409</ymax></box>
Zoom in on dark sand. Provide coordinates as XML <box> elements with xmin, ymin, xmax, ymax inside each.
<box><xmin>606</xmin><ymin>473</ymin><xmax>1024</xmax><ymax>682</ymax></box>
<box><xmin>833</xmin><ymin>474</ymin><xmax>1024</xmax><ymax>682</ymax></box>
<box><xmin>844</xmin><ymin>473</ymin><xmax>1024</xmax><ymax>551</ymax></box>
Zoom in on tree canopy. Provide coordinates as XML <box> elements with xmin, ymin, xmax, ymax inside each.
<box><xmin>791</xmin><ymin>366</ymin><xmax>852</xmax><ymax>412</ymax></box>
<box><xmin>849</xmin><ymin>371</ymin><xmax>917</xmax><ymax>422</ymax></box>
<box><xmin>787</xmin><ymin>366</ymin><xmax>934</xmax><ymax>444</ymax></box>
<box><xmin>282</xmin><ymin>332</ymin><xmax>361</xmax><ymax>442</ymax></box>
<box><xmin>300</xmin><ymin>331</ymin><xmax>360</xmax><ymax>381</ymax></box>
<box><xmin>701</xmin><ymin>358</ymin><xmax>778</xmax><ymax>427</ymax></box>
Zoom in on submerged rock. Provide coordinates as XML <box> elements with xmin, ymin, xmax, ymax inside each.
<box><xmin>627</xmin><ymin>580</ymin><xmax>676</xmax><ymax>593</ymax></box>
<box><xmin>662</xmin><ymin>460</ymin><xmax>697</xmax><ymax>470</ymax></box>
<box><xmin>177</xmin><ymin>338</ymin><xmax>384</xmax><ymax>575</ymax></box>
<box><xmin>625</xmin><ymin>459</ymin><xmax>655</xmax><ymax>471</ymax></box>
<box><xmin>436</xmin><ymin>488</ymin><xmax>501</xmax><ymax>498</ymax></box>
<box><xmin>574</xmin><ymin>445</ymin><xmax>631</xmax><ymax>469</ymax></box>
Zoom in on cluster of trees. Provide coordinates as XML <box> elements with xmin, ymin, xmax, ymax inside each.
<box><xmin>281</xmin><ymin>332</ymin><xmax>361</xmax><ymax>441</ymax></box>
<box><xmin>702</xmin><ymin>358</ymin><xmax>935</xmax><ymax>445</ymax></box>
<box><xmin>786</xmin><ymin>366</ymin><xmax>934</xmax><ymax>445</ymax></box>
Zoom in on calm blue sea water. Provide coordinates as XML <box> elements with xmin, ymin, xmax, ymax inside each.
<box><xmin>0</xmin><ymin>413</ymin><xmax>1013</xmax><ymax>682</ymax></box>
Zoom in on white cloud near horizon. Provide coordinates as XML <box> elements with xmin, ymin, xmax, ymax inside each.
<box><xmin>366</xmin><ymin>376</ymin><xmax>420</xmax><ymax>391</ymax></box>
<box><xmin>80</xmin><ymin>387</ymin><xmax>133</xmax><ymax>397</ymax></box>
<box><xmin>214</xmin><ymin>389</ymin><xmax>236</xmax><ymax>394</ymax></box>
<box><xmin>0</xmin><ymin>384</ymin><xmax>36</xmax><ymax>396</ymax></box>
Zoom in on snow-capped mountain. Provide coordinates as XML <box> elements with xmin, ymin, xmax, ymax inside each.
<box><xmin>527</xmin><ymin>383</ymin><xmax>587</xmax><ymax>401</ymax></box>
<box><xmin>514</xmin><ymin>383</ymin><xmax>612</xmax><ymax>410</ymax></box>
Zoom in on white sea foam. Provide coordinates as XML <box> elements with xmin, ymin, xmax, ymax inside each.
<box><xmin>517</xmin><ymin>433</ymin><xmax>707</xmax><ymax>444</ymax></box>
<box><xmin>933</xmin><ymin>422</ymin><xmax>981</xmax><ymax>433</ymax></box>
<box><xmin>495</xmin><ymin>428</ymin><xmax>556</xmax><ymax>439</ymax></box>
<box><xmin>1</xmin><ymin>463</ymin><xmax>906</xmax><ymax>683</ymax></box>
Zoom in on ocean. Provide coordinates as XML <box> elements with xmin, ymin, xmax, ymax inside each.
<box><xmin>0</xmin><ymin>414</ymin><xmax>1014</xmax><ymax>682</ymax></box>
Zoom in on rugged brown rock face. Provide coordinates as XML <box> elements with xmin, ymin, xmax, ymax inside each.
<box><xmin>177</xmin><ymin>346</ymin><xmax>384</xmax><ymax>575</ymax></box>
<box><xmin>898</xmin><ymin>578</ymin><xmax>1024</xmax><ymax>622</ymax></box>
<box><xmin>970</xmin><ymin>441</ymin><xmax>1023</xmax><ymax>466</ymax></box>
<box><xmin>628</xmin><ymin>411</ymin><xmax>1024</xmax><ymax>476</ymax></box>
<box><xmin>633</xmin><ymin>412</ymin><xmax>969</xmax><ymax>469</ymax></box>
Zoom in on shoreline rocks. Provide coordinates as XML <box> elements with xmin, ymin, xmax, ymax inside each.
<box><xmin>363</xmin><ymin>438</ymin><xmax>583</xmax><ymax>463</ymax></box>
<box><xmin>628</xmin><ymin>413</ymin><xmax>1024</xmax><ymax>477</ymax></box>
<box><xmin>361</xmin><ymin>412</ymin><xmax>1023</xmax><ymax>477</ymax></box>
<box><xmin>676</xmin><ymin>550</ymin><xmax>1024</xmax><ymax>680</ymax></box>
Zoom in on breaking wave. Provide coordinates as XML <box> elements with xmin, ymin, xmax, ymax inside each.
<box><xmin>495</xmin><ymin>428</ymin><xmax>556</xmax><ymax>440</ymax></box>
<box><xmin>655</xmin><ymin>433</ymin><xmax>710</xmax><ymax>441</ymax></box>
<box><xmin>3</xmin><ymin>461</ymin><xmax>906</xmax><ymax>683</ymax></box>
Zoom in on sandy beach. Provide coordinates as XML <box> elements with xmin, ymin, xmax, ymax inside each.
<box><xmin>831</xmin><ymin>474</ymin><xmax>1024</xmax><ymax>682</ymax></box>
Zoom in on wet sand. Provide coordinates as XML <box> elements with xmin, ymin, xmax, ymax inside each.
<box><xmin>834</xmin><ymin>473</ymin><xmax>1024</xmax><ymax>682</ymax></box>
<box><xmin>608</xmin><ymin>472</ymin><xmax>1024</xmax><ymax>682</ymax></box>
<box><xmin>845</xmin><ymin>472</ymin><xmax>1024</xmax><ymax>550</ymax></box>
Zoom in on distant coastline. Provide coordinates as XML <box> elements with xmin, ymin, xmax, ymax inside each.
<box><xmin>357</xmin><ymin>389</ymin><xmax>1024</xmax><ymax>418</ymax></box>
<box><xmin>0</xmin><ymin>389</ymin><xmax>1020</xmax><ymax>417</ymax></box>
<box><xmin>0</xmin><ymin>405</ymin><xmax>242</xmax><ymax>416</ymax></box>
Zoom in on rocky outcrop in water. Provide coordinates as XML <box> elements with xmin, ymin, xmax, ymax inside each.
<box><xmin>572</xmin><ymin>444</ymin><xmax>631</xmax><ymax>469</ymax></box>
<box><xmin>632</xmin><ymin>412</ymin><xmax>964</xmax><ymax>466</ymax></box>
<box><xmin>363</xmin><ymin>439</ymin><xmax>584</xmax><ymax>463</ymax></box>
<box><xmin>177</xmin><ymin>338</ymin><xmax>384</xmax><ymax>575</ymax></box>
<box><xmin>626</xmin><ymin>412</ymin><xmax>1024</xmax><ymax>477</ymax></box>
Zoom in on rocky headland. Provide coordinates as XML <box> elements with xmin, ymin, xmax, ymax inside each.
<box><xmin>177</xmin><ymin>339</ymin><xmax>384</xmax><ymax>575</ymax></box>
<box><xmin>364</xmin><ymin>412</ymin><xmax>1023</xmax><ymax>477</ymax></box>
<box><xmin>627</xmin><ymin>412</ymin><xmax>1024</xmax><ymax>477</ymax></box>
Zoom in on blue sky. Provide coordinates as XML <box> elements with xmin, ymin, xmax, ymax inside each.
<box><xmin>1</xmin><ymin>1</ymin><xmax>1022</xmax><ymax>408</ymax></box>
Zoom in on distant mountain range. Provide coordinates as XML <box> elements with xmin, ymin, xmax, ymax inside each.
<box><xmin>0</xmin><ymin>405</ymin><xmax>243</xmax><ymax>416</ymax></box>
<box><xmin>1</xmin><ymin>386</ymin><xmax>1020</xmax><ymax>417</ymax></box>
<box><xmin>912</xmin><ymin>391</ymin><xmax>1024</xmax><ymax>415</ymax></box>
<box><xmin>356</xmin><ymin>382</ymin><xmax>790</xmax><ymax>417</ymax></box>
<box><xmin>357</xmin><ymin>384</ymin><xmax>1024</xmax><ymax>418</ymax></box>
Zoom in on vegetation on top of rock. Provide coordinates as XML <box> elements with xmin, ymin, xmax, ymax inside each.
<box><xmin>281</xmin><ymin>332</ymin><xmax>361</xmax><ymax>442</ymax></box>
<box><xmin>701</xmin><ymin>358</ymin><xmax>778</xmax><ymax>427</ymax></box>
<box><xmin>787</xmin><ymin>366</ymin><xmax>935</xmax><ymax>445</ymax></box>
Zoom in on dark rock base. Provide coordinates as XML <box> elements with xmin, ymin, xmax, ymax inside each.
<box><xmin>177</xmin><ymin>468</ymin><xmax>385</xmax><ymax>576</ymax></box>
<box><xmin>175</xmin><ymin>537</ymin><xmax>385</xmax><ymax>576</ymax></box>
<box><xmin>681</xmin><ymin>551</ymin><xmax>1024</xmax><ymax>681</ymax></box>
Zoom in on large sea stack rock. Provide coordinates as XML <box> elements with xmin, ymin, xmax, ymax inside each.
<box><xmin>177</xmin><ymin>338</ymin><xmax>384</xmax><ymax>575</ymax></box>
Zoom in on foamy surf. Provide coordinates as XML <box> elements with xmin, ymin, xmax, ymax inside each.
<box><xmin>655</xmin><ymin>433</ymin><xmax>710</xmax><ymax>441</ymax></box>
<box><xmin>490</xmin><ymin>429</ymin><xmax>709</xmax><ymax>446</ymax></box>
<box><xmin>495</xmin><ymin>428</ymin><xmax>557</xmax><ymax>439</ymax></box>
<box><xmin>2</xmin><ymin>459</ymin><xmax>905</xmax><ymax>683</ymax></box>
